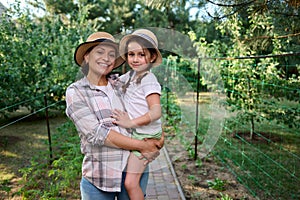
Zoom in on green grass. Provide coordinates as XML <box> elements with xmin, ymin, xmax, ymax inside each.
<box><xmin>16</xmin><ymin>120</ymin><xmax>82</xmax><ymax>199</ymax></box>
<box><xmin>162</xmin><ymin>91</ymin><xmax>300</xmax><ymax>200</ymax></box>
<box><xmin>213</xmin><ymin>120</ymin><xmax>300</xmax><ymax>200</ymax></box>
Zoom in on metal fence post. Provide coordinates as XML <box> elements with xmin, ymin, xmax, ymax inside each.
<box><xmin>194</xmin><ymin>58</ymin><xmax>201</xmax><ymax>160</ymax></box>
<box><xmin>44</xmin><ymin>95</ymin><xmax>53</xmax><ymax>163</ymax></box>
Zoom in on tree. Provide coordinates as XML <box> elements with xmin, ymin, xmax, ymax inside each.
<box><xmin>193</xmin><ymin>3</ymin><xmax>300</xmax><ymax>138</ymax></box>
<box><xmin>0</xmin><ymin>3</ymin><xmax>97</xmax><ymax>115</ymax></box>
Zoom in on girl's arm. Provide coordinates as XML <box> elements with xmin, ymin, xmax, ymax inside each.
<box><xmin>112</xmin><ymin>93</ymin><xmax>161</xmax><ymax>128</ymax></box>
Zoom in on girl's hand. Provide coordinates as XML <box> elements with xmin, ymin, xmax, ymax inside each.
<box><xmin>112</xmin><ymin>109</ymin><xmax>135</xmax><ymax>128</ymax></box>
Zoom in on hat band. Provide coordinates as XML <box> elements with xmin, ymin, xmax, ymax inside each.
<box><xmin>134</xmin><ymin>33</ymin><xmax>158</xmax><ymax>47</ymax></box>
<box><xmin>91</xmin><ymin>38</ymin><xmax>115</xmax><ymax>43</ymax></box>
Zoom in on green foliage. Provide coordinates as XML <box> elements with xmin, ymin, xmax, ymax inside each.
<box><xmin>34</xmin><ymin>0</ymin><xmax>201</xmax><ymax>33</ymax></box>
<box><xmin>18</xmin><ymin>120</ymin><xmax>83</xmax><ymax>199</ymax></box>
<box><xmin>161</xmin><ymin>88</ymin><xmax>207</xmax><ymax>161</ymax></box>
<box><xmin>163</xmin><ymin>56</ymin><xmax>205</xmax><ymax>92</ymax></box>
<box><xmin>207</xmin><ymin>178</ymin><xmax>227</xmax><ymax>191</ymax></box>
<box><xmin>161</xmin><ymin>88</ymin><xmax>182</xmax><ymax>126</ymax></box>
<box><xmin>214</xmin><ymin>118</ymin><xmax>300</xmax><ymax>199</ymax></box>
<box><xmin>44</xmin><ymin>0</ymin><xmax>77</xmax><ymax>15</ymax></box>
<box><xmin>192</xmin><ymin>6</ymin><xmax>300</xmax><ymax>137</ymax></box>
<box><xmin>216</xmin><ymin>193</ymin><xmax>233</xmax><ymax>200</ymax></box>
<box><xmin>0</xmin><ymin>3</ymin><xmax>97</xmax><ymax>114</ymax></box>
<box><xmin>0</xmin><ymin>179</ymin><xmax>12</xmax><ymax>198</ymax></box>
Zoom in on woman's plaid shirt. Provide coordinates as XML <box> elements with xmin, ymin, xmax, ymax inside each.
<box><xmin>65</xmin><ymin>77</ymin><xmax>130</xmax><ymax>192</ymax></box>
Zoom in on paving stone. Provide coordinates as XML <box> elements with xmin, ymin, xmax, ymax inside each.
<box><xmin>146</xmin><ymin>147</ymin><xmax>185</xmax><ymax>200</ymax></box>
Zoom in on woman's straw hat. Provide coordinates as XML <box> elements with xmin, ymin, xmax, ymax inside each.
<box><xmin>74</xmin><ymin>32</ymin><xmax>125</xmax><ymax>68</ymax></box>
<box><xmin>119</xmin><ymin>29</ymin><xmax>162</xmax><ymax>67</ymax></box>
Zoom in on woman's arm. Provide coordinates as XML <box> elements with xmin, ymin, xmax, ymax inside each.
<box><xmin>104</xmin><ymin>128</ymin><xmax>161</xmax><ymax>152</ymax></box>
<box><xmin>105</xmin><ymin>129</ymin><xmax>163</xmax><ymax>163</ymax></box>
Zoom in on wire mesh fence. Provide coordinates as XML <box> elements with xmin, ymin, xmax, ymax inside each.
<box><xmin>0</xmin><ymin>95</ymin><xmax>63</xmax><ymax>162</ymax></box>
<box><xmin>207</xmin><ymin>54</ymin><xmax>299</xmax><ymax>200</ymax></box>
<box><xmin>153</xmin><ymin>53</ymin><xmax>299</xmax><ymax>199</ymax></box>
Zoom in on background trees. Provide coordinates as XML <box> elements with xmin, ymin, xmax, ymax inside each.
<box><xmin>201</xmin><ymin>1</ymin><xmax>299</xmax><ymax>134</ymax></box>
<box><xmin>0</xmin><ymin>0</ymin><xmax>299</xmax><ymax>129</ymax></box>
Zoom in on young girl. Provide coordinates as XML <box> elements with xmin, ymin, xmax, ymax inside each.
<box><xmin>112</xmin><ymin>29</ymin><xmax>163</xmax><ymax>200</ymax></box>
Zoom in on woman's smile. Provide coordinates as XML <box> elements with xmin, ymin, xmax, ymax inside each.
<box><xmin>97</xmin><ymin>62</ymin><xmax>111</xmax><ymax>68</ymax></box>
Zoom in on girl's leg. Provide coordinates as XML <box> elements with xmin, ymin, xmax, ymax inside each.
<box><xmin>124</xmin><ymin>152</ymin><xmax>147</xmax><ymax>200</ymax></box>
<box><xmin>118</xmin><ymin>167</ymin><xmax>149</xmax><ymax>200</ymax></box>
<box><xmin>80</xmin><ymin>177</ymin><xmax>115</xmax><ymax>200</ymax></box>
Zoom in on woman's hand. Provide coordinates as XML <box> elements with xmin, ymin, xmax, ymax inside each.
<box><xmin>139</xmin><ymin>132</ymin><xmax>165</xmax><ymax>165</ymax></box>
<box><xmin>139</xmin><ymin>139</ymin><xmax>160</xmax><ymax>165</ymax></box>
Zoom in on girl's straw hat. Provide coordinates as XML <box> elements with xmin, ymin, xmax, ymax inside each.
<box><xmin>119</xmin><ymin>29</ymin><xmax>162</xmax><ymax>67</ymax></box>
<box><xmin>74</xmin><ymin>32</ymin><xmax>125</xmax><ymax>68</ymax></box>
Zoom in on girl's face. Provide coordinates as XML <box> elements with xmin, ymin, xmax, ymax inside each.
<box><xmin>126</xmin><ymin>41</ymin><xmax>157</xmax><ymax>74</ymax></box>
<box><xmin>84</xmin><ymin>44</ymin><xmax>116</xmax><ymax>77</ymax></box>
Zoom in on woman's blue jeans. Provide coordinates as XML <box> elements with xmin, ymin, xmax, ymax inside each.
<box><xmin>80</xmin><ymin>167</ymin><xmax>149</xmax><ymax>200</ymax></box>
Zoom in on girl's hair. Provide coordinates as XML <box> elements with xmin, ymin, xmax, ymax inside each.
<box><xmin>124</xmin><ymin>36</ymin><xmax>157</xmax><ymax>64</ymax></box>
<box><xmin>122</xmin><ymin>37</ymin><xmax>157</xmax><ymax>93</ymax></box>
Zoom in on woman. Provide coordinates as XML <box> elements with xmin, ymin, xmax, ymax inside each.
<box><xmin>65</xmin><ymin>31</ymin><xmax>163</xmax><ymax>200</ymax></box>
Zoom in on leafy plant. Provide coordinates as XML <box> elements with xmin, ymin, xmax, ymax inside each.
<box><xmin>207</xmin><ymin>178</ymin><xmax>227</xmax><ymax>191</ymax></box>
<box><xmin>216</xmin><ymin>193</ymin><xmax>233</xmax><ymax>200</ymax></box>
<box><xmin>0</xmin><ymin>179</ymin><xmax>12</xmax><ymax>199</ymax></box>
<box><xmin>192</xmin><ymin>6</ymin><xmax>300</xmax><ymax>139</ymax></box>
<box><xmin>0</xmin><ymin>3</ymin><xmax>96</xmax><ymax>114</ymax></box>
<box><xmin>18</xmin><ymin>120</ymin><xmax>82</xmax><ymax>199</ymax></box>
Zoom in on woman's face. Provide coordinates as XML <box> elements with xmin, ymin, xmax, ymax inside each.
<box><xmin>126</xmin><ymin>41</ymin><xmax>156</xmax><ymax>73</ymax></box>
<box><xmin>84</xmin><ymin>44</ymin><xmax>116</xmax><ymax>77</ymax></box>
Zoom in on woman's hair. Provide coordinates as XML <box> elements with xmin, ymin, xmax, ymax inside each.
<box><xmin>81</xmin><ymin>61</ymin><xmax>89</xmax><ymax>76</ymax></box>
<box><xmin>76</xmin><ymin>45</ymin><xmax>95</xmax><ymax>78</ymax></box>
<box><xmin>74</xmin><ymin>60</ymin><xmax>88</xmax><ymax>80</ymax></box>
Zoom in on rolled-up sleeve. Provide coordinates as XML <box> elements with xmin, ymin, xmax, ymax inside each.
<box><xmin>66</xmin><ymin>86</ymin><xmax>110</xmax><ymax>146</ymax></box>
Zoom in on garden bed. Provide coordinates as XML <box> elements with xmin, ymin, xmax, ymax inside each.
<box><xmin>165</xmin><ymin>133</ymin><xmax>256</xmax><ymax>200</ymax></box>
<box><xmin>1</xmin><ymin>110</ymin><xmax>255</xmax><ymax>200</ymax></box>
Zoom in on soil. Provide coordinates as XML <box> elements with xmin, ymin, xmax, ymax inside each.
<box><xmin>0</xmin><ymin>110</ymin><xmax>255</xmax><ymax>200</ymax></box>
<box><xmin>165</xmin><ymin>134</ymin><xmax>256</xmax><ymax>200</ymax></box>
